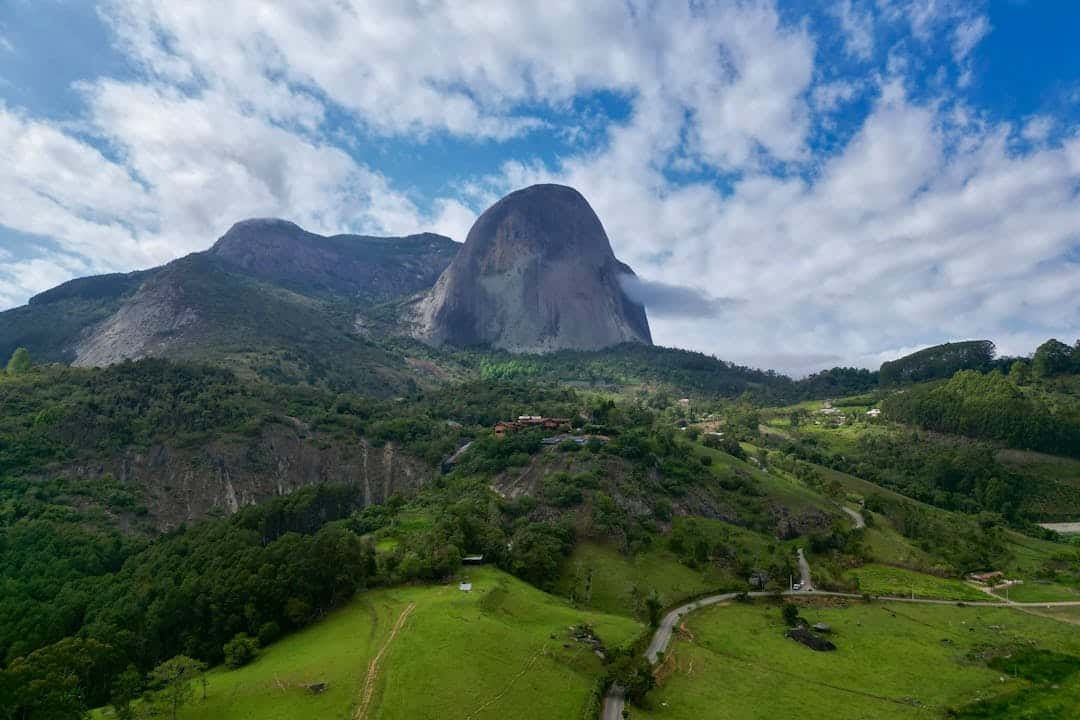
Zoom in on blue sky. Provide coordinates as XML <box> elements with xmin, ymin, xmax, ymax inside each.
<box><xmin>0</xmin><ymin>0</ymin><xmax>1078</xmax><ymax>374</ymax></box>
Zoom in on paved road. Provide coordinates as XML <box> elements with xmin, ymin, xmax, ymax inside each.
<box><xmin>600</xmin><ymin>584</ymin><xmax>1080</xmax><ymax>718</ymax></box>
<box><xmin>839</xmin><ymin>504</ymin><xmax>866</xmax><ymax>528</ymax></box>
<box><xmin>796</xmin><ymin>548</ymin><xmax>813</xmax><ymax>591</ymax></box>
<box><xmin>1039</xmin><ymin>521</ymin><xmax>1080</xmax><ymax>534</ymax></box>
<box><xmin>601</xmin><ymin>683</ymin><xmax>626</xmax><ymax>720</ymax></box>
<box><xmin>646</xmin><ymin>593</ymin><xmax>741</xmax><ymax>663</ymax></box>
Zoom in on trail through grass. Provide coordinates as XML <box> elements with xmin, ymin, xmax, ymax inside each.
<box><xmin>96</xmin><ymin>567</ymin><xmax>641</xmax><ymax>720</ymax></box>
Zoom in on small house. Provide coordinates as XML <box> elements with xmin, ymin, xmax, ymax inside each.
<box><xmin>459</xmin><ymin>582</ymin><xmax>472</xmax><ymax>592</ymax></box>
<box><xmin>968</xmin><ymin>571</ymin><xmax>1004</xmax><ymax>585</ymax></box>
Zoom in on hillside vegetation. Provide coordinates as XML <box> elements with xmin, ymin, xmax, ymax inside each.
<box><xmin>881</xmin><ymin>370</ymin><xmax>1080</xmax><ymax>458</ymax></box>
<box><xmin>879</xmin><ymin>340</ymin><xmax>996</xmax><ymax>386</ymax></box>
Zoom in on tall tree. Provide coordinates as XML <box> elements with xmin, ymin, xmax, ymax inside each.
<box><xmin>1032</xmin><ymin>338</ymin><xmax>1073</xmax><ymax>378</ymax></box>
<box><xmin>109</xmin><ymin>665</ymin><xmax>143</xmax><ymax>720</ymax></box>
<box><xmin>5</xmin><ymin>347</ymin><xmax>31</xmax><ymax>375</ymax></box>
<box><xmin>149</xmin><ymin>656</ymin><xmax>205</xmax><ymax>720</ymax></box>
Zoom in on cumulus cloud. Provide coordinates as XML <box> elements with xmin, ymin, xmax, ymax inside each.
<box><xmin>0</xmin><ymin>0</ymin><xmax>1075</xmax><ymax>375</ymax></box>
<box><xmin>832</xmin><ymin>0</ymin><xmax>876</xmax><ymax>60</ymax></box>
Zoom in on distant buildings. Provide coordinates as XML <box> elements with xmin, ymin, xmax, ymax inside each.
<box><xmin>866</xmin><ymin>408</ymin><xmax>882</xmax><ymax>418</ymax></box>
<box><xmin>493</xmin><ymin>415</ymin><xmax>571</xmax><ymax>438</ymax></box>
<box><xmin>968</xmin><ymin>570</ymin><xmax>1004</xmax><ymax>584</ymax></box>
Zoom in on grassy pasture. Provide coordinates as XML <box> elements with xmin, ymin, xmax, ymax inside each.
<box><xmin>555</xmin><ymin>541</ymin><xmax>732</xmax><ymax>618</ymax></box>
<box><xmin>636</xmin><ymin>599</ymin><xmax>1080</xmax><ymax>720</ymax></box>
<box><xmin>95</xmin><ymin>567</ymin><xmax>642</xmax><ymax>720</ymax></box>
<box><xmin>845</xmin><ymin>564</ymin><xmax>995</xmax><ymax>602</ymax></box>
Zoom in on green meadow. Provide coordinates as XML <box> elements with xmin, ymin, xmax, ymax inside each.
<box><xmin>844</xmin><ymin>564</ymin><xmax>995</xmax><ymax>602</ymax></box>
<box><xmin>95</xmin><ymin>567</ymin><xmax>642</xmax><ymax>720</ymax></box>
<box><xmin>636</xmin><ymin>599</ymin><xmax>1080</xmax><ymax>720</ymax></box>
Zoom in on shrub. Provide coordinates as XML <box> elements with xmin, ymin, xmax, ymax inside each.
<box><xmin>256</xmin><ymin>621</ymin><xmax>280</xmax><ymax>647</ymax></box>
<box><xmin>223</xmin><ymin>633</ymin><xmax>259</xmax><ymax>669</ymax></box>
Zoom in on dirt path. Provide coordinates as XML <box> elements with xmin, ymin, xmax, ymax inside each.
<box><xmin>465</xmin><ymin>650</ymin><xmax>543</xmax><ymax>719</ymax></box>
<box><xmin>355</xmin><ymin>602</ymin><xmax>416</xmax><ymax>720</ymax></box>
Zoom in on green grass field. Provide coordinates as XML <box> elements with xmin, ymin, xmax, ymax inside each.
<box><xmin>844</xmin><ymin>564</ymin><xmax>994</xmax><ymax>602</ymax></box>
<box><xmin>555</xmin><ymin>541</ymin><xmax>738</xmax><ymax>618</ymax></box>
<box><xmin>636</xmin><ymin>599</ymin><xmax>1080</xmax><ymax>720</ymax></box>
<box><xmin>96</xmin><ymin>567</ymin><xmax>642</xmax><ymax>720</ymax></box>
<box><xmin>997</xmin><ymin>580</ymin><xmax>1080</xmax><ymax>603</ymax></box>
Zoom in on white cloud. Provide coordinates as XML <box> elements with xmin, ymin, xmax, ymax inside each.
<box><xmin>471</xmin><ymin>84</ymin><xmax>1080</xmax><ymax>373</ymax></box>
<box><xmin>813</xmin><ymin>79</ymin><xmax>860</xmax><ymax>112</ymax></box>
<box><xmin>1021</xmin><ymin>116</ymin><xmax>1053</xmax><ymax>143</ymax></box>
<box><xmin>0</xmin><ymin>251</ymin><xmax>92</xmax><ymax>310</ymax></box>
<box><xmin>0</xmin><ymin>0</ymin><xmax>1076</xmax><ymax>375</ymax></box>
<box><xmin>833</xmin><ymin>0</ymin><xmax>876</xmax><ymax>60</ymax></box>
<box><xmin>0</xmin><ymin>88</ymin><xmax>434</xmax><ymax>284</ymax></box>
<box><xmin>952</xmin><ymin>15</ymin><xmax>990</xmax><ymax>63</ymax></box>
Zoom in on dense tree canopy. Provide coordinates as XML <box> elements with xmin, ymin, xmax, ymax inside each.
<box><xmin>879</xmin><ymin>340</ymin><xmax>996</xmax><ymax>386</ymax></box>
<box><xmin>881</xmin><ymin>370</ymin><xmax>1080</xmax><ymax>458</ymax></box>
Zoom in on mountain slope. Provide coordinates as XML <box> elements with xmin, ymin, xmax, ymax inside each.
<box><xmin>209</xmin><ymin>218</ymin><xmax>457</xmax><ymax>303</ymax></box>
<box><xmin>412</xmin><ymin>184</ymin><xmax>652</xmax><ymax>352</ymax></box>
<box><xmin>0</xmin><ymin>221</ymin><xmax>460</xmax><ymax>394</ymax></box>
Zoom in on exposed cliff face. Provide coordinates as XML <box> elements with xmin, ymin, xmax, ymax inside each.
<box><xmin>5</xmin><ymin>218</ymin><xmax>459</xmax><ymax>384</ymax></box>
<box><xmin>72</xmin><ymin>271</ymin><xmax>199</xmax><ymax>367</ymax></box>
<box><xmin>412</xmin><ymin>184</ymin><xmax>652</xmax><ymax>353</ymax></box>
<box><xmin>58</xmin><ymin>423</ymin><xmax>432</xmax><ymax>532</ymax></box>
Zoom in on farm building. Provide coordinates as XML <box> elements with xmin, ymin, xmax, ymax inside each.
<box><xmin>968</xmin><ymin>571</ymin><xmax>1005</xmax><ymax>584</ymax></box>
<box><xmin>493</xmin><ymin>416</ymin><xmax>572</xmax><ymax>438</ymax></box>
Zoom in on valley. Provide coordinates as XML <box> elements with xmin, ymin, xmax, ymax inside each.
<box><xmin>1</xmin><ymin>188</ymin><xmax>1078</xmax><ymax>720</ymax></box>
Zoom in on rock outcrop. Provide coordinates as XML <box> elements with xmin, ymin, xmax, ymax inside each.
<box><xmin>412</xmin><ymin>184</ymin><xmax>652</xmax><ymax>353</ymax></box>
<box><xmin>57</xmin><ymin>423</ymin><xmax>432</xmax><ymax>532</ymax></box>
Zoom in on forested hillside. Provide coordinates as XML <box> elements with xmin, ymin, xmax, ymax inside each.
<box><xmin>881</xmin><ymin>369</ymin><xmax>1080</xmax><ymax>458</ymax></box>
<box><xmin>878</xmin><ymin>340</ymin><xmax>997</xmax><ymax>386</ymax></box>
<box><xmin>463</xmin><ymin>343</ymin><xmax>878</xmax><ymax>403</ymax></box>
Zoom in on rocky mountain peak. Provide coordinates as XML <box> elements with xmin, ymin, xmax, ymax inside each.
<box><xmin>412</xmin><ymin>184</ymin><xmax>652</xmax><ymax>353</ymax></box>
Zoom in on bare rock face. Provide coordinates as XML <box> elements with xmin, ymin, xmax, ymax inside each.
<box><xmin>57</xmin><ymin>423</ymin><xmax>432</xmax><ymax>532</ymax></box>
<box><xmin>73</xmin><ymin>272</ymin><xmax>198</xmax><ymax>367</ymax></box>
<box><xmin>412</xmin><ymin>184</ymin><xmax>652</xmax><ymax>353</ymax></box>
